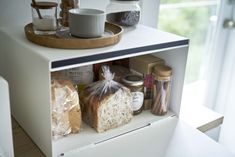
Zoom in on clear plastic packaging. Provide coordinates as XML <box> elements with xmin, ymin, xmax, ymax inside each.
<box><xmin>151</xmin><ymin>65</ymin><xmax>172</xmax><ymax>116</ymax></box>
<box><xmin>80</xmin><ymin>65</ymin><xmax>133</xmax><ymax>133</ymax></box>
<box><xmin>99</xmin><ymin>65</ymin><xmax>131</xmax><ymax>82</ymax></box>
<box><xmin>51</xmin><ymin>79</ymin><xmax>81</xmax><ymax>140</ymax></box>
<box><xmin>106</xmin><ymin>0</ymin><xmax>141</xmax><ymax>26</ymax></box>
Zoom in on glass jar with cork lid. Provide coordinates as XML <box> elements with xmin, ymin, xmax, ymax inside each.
<box><xmin>59</xmin><ymin>0</ymin><xmax>79</xmax><ymax>27</ymax></box>
<box><xmin>151</xmin><ymin>65</ymin><xmax>172</xmax><ymax>116</ymax></box>
<box><xmin>106</xmin><ymin>0</ymin><xmax>141</xmax><ymax>26</ymax></box>
<box><xmin>31</xmin><ymin>0</ymin><xmax>58</xmax><ymax>35</ymax></box>
<box><xmin>122</xmin><ymin>74</ymin><xmax>144</xmax><ymax>115</ymax></box>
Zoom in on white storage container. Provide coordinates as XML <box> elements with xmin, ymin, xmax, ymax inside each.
<box><xmin>0</xmin><ymin>25</ymin><xmax>234</xmax><ymax>157</ymax></box>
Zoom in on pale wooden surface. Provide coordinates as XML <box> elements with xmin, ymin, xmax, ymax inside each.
<box><xmin>24</xmin><ymin>22</ymin><xmax>122</xmax><ymax>49</ymax></box>
<box><xmin>12</xmin><ymin>118</ymin><xmax>45</xmax><ymax>157</ymax></box>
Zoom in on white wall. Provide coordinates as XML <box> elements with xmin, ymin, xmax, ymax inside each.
<box><xmin>0</xmin><ymin>0</ymin><xmax>159</xmax><ymax>28</ymax></box>
<box><xmin>0</xmin><ymin>0</ymin><xmax>107</xmax><ymax>27</ymax></box>
<box><xmin>0</xmin><ymin>0</ymin><xmax>106</xmax><ymax>27</ymax></box>
<box><xmin>0</xmin><ymin>0</ymin><xmax>32</xmax><ymax>27</ymax></box>
<box><xmin>140</xmin><ymin>0</ymin><xmax>159</xmax><ymax>28</ymax></box>
<box><xmin>80</xmin><ymin>0</ymin><xmax>109</xmax><ymax>10</ymax></box>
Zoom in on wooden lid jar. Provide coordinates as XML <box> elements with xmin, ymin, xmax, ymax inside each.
<box><xmin>31</xmin><ymin>1</ymin><xmax>58</xmax><ymax>35</ymax></box>
<box><xmin>151</xmin><ymin>65</ymin><xmax>172</xmax><ymax>116</ymax></box>
<box><xmin>153</xmin><ymin>65</ymin><xmax>172</xmax><ymax>81</ymax></box>
<box><xmin>31</xmin><ymin>2</ymin><xmax>58</xmax><ymax>9</ymax></box>
<box><xmin>59</xmin><ymin>0</ymin><xmax>79</xmax><ymax>27</ymax></box>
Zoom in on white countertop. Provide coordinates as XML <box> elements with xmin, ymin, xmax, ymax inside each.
<box><xmin>180</xmin><ymin>81</ymin><xmax>223</xmax><ymax>132</ymax></box>
<box><xmin>180</xmin><ymin>104</ymin><xmax>223</xmax><ymax>132</ymax></box>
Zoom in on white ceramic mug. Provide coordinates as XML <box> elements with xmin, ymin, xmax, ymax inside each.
<box><xmin>69</xmin><ymin>8</ymin><xmax>106</xmax><ymax>38</ymax></box>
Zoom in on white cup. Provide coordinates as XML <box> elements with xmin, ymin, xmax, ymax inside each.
<box><xmin>69</xmin><ymin>8</ymin><xmax>106</xmax><ymax>38</ymax></box>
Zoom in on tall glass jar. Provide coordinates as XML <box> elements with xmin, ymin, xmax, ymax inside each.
<box><xmin>151</xmin><ymin>65</ymin><xmax>172</xmax><ymax>116</ymax></box>
<box><xmin>31</xmin><ymin>2</ymin><xmax>58</xmax><ymax>35</ymax></box>
<box><xmin>106</xmin><ymin>0</ymin><xmax>141</xmax><ymax>26</ymax></box>
<box><xmin>59</xmin><ymin>0</ymin><xmax>79</xmax><ymax>27</ymax></box>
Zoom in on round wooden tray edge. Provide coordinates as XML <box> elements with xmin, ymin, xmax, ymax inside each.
<box><xmin>24</xmin><ymin>22</ymin><xmax>123</xmax><ymax>49</ymax></box>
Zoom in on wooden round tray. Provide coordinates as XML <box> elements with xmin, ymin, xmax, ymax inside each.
<box><xmin>24</xmin><ymin>22</ymin><xmax>123</xmax><ymax>49</ymax></box>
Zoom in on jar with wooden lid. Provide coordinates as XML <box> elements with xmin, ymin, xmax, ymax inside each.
<box><xmin>122</xmin><ymin>74</ymin><xmax>144</xmax><ymax>115</ymax></box>
<box><xmin>59</xmin><ymin>0</ymin><xmax>79</xmax><ymax>27</ymax></box>
<box><xmin>31</xmin><ymin>1</ymin><xmax>58</xmax><ymax>35</ymax></box>
<box><xmin>151</xmin><ymin>65</ymin><xmax>172</xmax><ymax>116</ymax></box>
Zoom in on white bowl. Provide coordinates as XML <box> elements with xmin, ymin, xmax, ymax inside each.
<box><xmin>69</xmin><ymin>8</ymin><xmax>106</xmax><ymax>38</ymax></box>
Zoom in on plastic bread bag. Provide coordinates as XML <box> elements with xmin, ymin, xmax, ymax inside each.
<box><xmin>99</xmin><ymin>65</ymin><xmax>131</xmax><ymax>83</ymax></box>
<box><xmin>51</xmin><ymin>79</ymin><xmax>81</xmax><ymax>140</ymax></box>
<box><xmin>80</xmin><ymin>65</ymin><xmax>133</xmax><ymax>133</ymax></box>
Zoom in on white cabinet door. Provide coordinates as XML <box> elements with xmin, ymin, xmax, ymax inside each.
<box><xmin>62</xmin><ymin>117</ymin><xmax>235</xmax><ymax>157</ymax></box>
<box><xmin>0</xmin><ymin>77</ymin><xmax>14</xmax><ymax>157</ymax></box>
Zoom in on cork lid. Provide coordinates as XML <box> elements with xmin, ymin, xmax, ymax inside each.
<box><xmin>153</xmin><ymin>65</ymin><xmax>172</xmax><ymax>77</ymax></box>
<box><xmin>31</xmin><ymin>2</ymin><xmax>58</xmax><ymax>9</ymax></box>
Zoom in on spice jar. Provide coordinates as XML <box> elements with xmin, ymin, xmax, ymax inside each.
<box><xmin>151</xmin><ymin>65</ymin><xmax>172</xmax><ymax>116</ymax></box>
<box><xmin>106</xmin><ymin>0</ymin><xmax>141</xmax><ymax>26</ymax></box>
<box><xmin>59</xmin><ymin>0</ymin><xmax>79</xmax><ymax>27</ymax></box>
<box><xmin>31</xmin><ymin>1</ymin><xmax>58</xmax><ymax>35</ymax></box>
<box><xmin>122</xmin><ymin>74</ymin><xmax>144</xmax><ymax>115</ymax></box>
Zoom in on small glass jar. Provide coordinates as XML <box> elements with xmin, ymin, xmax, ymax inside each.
<box><xmin>151</xmin><ymin>65</ymin><xmax>172</xmax><ymax>116</ymax></box>
<box><xmin>31</xmin><ymin>2</ymin><xmax>58</xmax><ymax>35</ymax></box>
<box><xmin>106</xmin><ymin>0</ymin><xmax>141</xmax><ymax>26</ymax></box>
<box><xmin>122</xmin><ymin>74</ymin><xmax>144</xmax><ymax>115</ymax></box>
<box><xmin>59</xmin><ymin>0</ymin><xmax>79</xmax><ymax>27</ymax></box>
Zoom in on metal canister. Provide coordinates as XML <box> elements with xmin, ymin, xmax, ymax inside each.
<box><xmin>122</xmin><ymin>74</ymin><xmax>144</xmax><ymax>115</ymax></box>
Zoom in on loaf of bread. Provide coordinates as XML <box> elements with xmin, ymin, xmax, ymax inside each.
<box><xmin>80</xmin><ymin>66</ymin><xmax>133</xmax><ymax>133</ymax></box>
<box><xmin>51</xmin><ymin>79</ymin><xmax>81</xmax><ymax>139</ymax></box>
<box><xmin>80</xmin><ymin>85</ymin><xmax>133</xmax><ymax>133</ymax></box>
